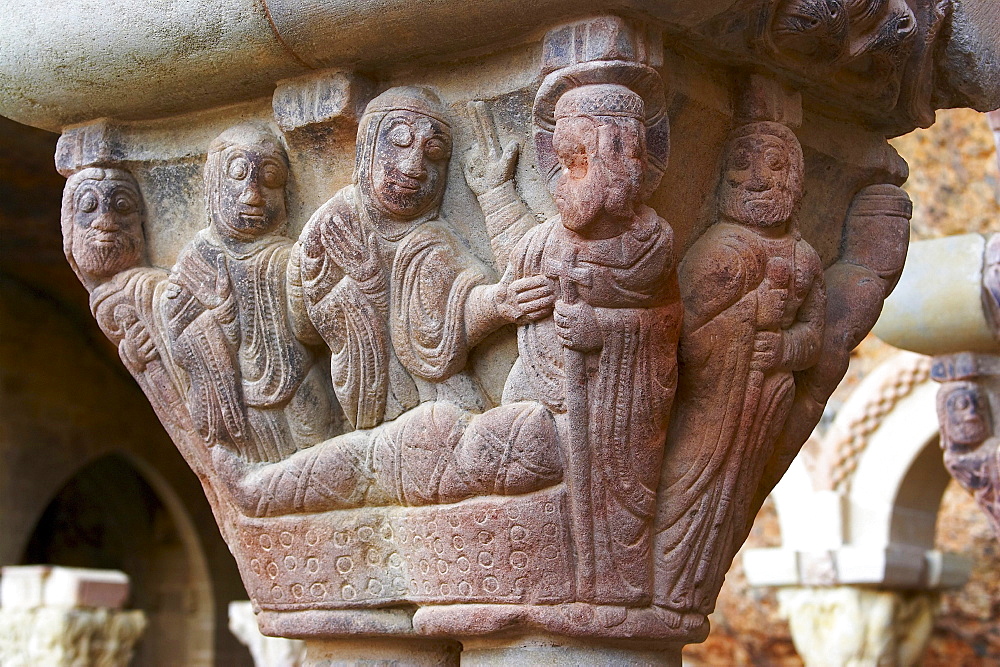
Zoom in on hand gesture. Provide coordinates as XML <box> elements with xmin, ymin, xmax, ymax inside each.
<box><xmin>464</xmin><ymin>100</ymin><xmax>519</xmax><ymax>196</ymax></box>
<box><xmin>115</xmin><ymin>305</ymin><xmax>157</xmax><ymax>372</ymax></box>
<box><xmin>751</xmin><ymin>330</ymin><xmax>782</xmax><ymax>373</ymax></box>
<box><xmin>495</xmin><ymin>268</ymin><xmax>556</xmax><ymax>323</ymax></box>
<box><xmin>757</xmin><ymin>256</ymin><xmax>790</xmax><ymax>328</ymax></box>
<box><xmin>554</xmin><ymin>299</ymin><xmax>602</xmax><ymax>352</ymax></box>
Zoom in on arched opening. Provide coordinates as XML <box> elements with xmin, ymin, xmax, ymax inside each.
<box><xmin>889</xmin><ymin>434</ymin><xmax>953</xmax><ymax>548</ymax></box>
<box><xmin>21</xmin><ymin>453</ymin><xmax>215</xmax><ymax>666</ymax></box>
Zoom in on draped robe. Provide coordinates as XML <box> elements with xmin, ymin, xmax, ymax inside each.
<box><xmin>299</xmin><ymin>185</ymin><xmax>491</xmax><ymax>432</ymax></box>
<box><xmin>165</xmin><ymin>230</ymin><xmax>335</xmax><ymax>463</ymax></box>
<box><xmin>91</xmin><ymin>267</ymin><xmax>193</xmax><ymax>439</ymax></box>
<box><xmin>654</xmin><ymin>221</ymin><xmax>824</xmax><ymax>615</ymax></box>
<box><xmin>504</xmin><ymin>206</ymin><xmax>681</xmax><ymax>603</ymax></box>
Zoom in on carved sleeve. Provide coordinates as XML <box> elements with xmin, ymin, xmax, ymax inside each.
<box><xmin>476</xmin><ymin>181</ymin><xmax>537</xmax><ymax>269</ymax></box>
<box><xmin>286</xmin><ymin>241</ymin><xmax>323</xmax><ymax>347</ymax></box>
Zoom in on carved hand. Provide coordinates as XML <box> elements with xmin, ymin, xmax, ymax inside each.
<box><xmin>464</xmin><ymin>100</ymin><xmax>519</xmax><ymax>196</ymax></box>
<box><xmin>757</xmin><ymin>284</ymin><xmax>788</xmax><ymax>329</ymax></box>
<box><xmin>495</xmin><ymin>270</ymin><xmax>556</xmax><ymax>323</ymax></box>
<box><xmin>554</xmin><ymin>299</ymin><xmax>602</xmax><ymax>352</ymax></box>
<box><xmin>115</xmin><ymin>305</ymin><xmax>157</xmax><ymax>372</ymax></box>
<box><xmin>751</xmin><ymin>330</ymin><xmax>782</xmax><ymax>372</ymax></box>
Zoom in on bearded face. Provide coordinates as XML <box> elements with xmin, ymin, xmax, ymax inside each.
<box><xmin>371</xmin><ymin>110</ymin><xmax>451</xmax><ymax>219</ymax></box>
<box><xmin>553</xmin><ymin>115</ymin><xmax>643</xmax><ymax>239</ymax></box>
<box><xmin>719</xmin><ymin>134</ymin><xmax>800</xmax><ymax>228</ymax></box>
<box><xmin>71</xmin><ymin>178</ymin><xmax>145</xmax><ymax>278</ymax></box>
<box><xmin>211</xmin><ymin>143</ymin><xmax>288</xmax><ymax>240</ymax></box>
<box><xmin>942</xmin><ymin>384</ymin><xmax>992</xmax><ymax>447</ymax></box>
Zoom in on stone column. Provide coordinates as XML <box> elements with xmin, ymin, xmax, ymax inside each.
<box><xmin>2</xmin><ymin>1</ymin><xmax>999</xmax><ymax>663</ymax></box>
<box><xmin>230</xmin><ymin>601</ymin><xmax>307</xmax><ymax>667</ymax></box>
<box><xmin>0</xmin><ymin>566</ymin><xmax>146</xmax><ymax>667</ymax></box>
<box><xmin>777</xmin><ymin>587</ymin><xmax>935</xmax><ymax>667</ymax></box>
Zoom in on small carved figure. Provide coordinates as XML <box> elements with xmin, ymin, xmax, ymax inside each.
<box><xmin>163</xmin><ymin>125</ymin><xmax>337</xmax><ymax>464</ymax></box>
<box><xmin>756</xmin><ymin>184</ymin><xmax>911</xmax><ymax>504</ymax></box>
<box><xmin>655</xmin><ymin>120</ymin><xmax>825</xmax><ymax>619</ymax></box>
<box><xmin>937</xmin><ymin>379</ymin><xmax>1000</xmax><ymax>535</ymax></box>
<box><xmin>61</xmin><ymin>167</ymin><xmax>193</xmax><ymax>438</ymax></box>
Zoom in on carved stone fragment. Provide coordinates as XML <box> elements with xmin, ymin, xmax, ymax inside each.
<box><xmin>932</xmin><ymin>353</ymin><xmax>1000</xmax><ymax>536</ymax></box>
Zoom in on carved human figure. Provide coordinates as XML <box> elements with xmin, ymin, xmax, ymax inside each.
<box><xmin>61</xmin><ymin>167</ymin><xmax>193</xmax><ymax>438</ymax></box>
<box><xmin>211</xmin><ymin>88</ymin><xmax>560</xmax><ymax>516</ymax></box>
<box><xmin>468</xmin><ymin>83</ymin><xmax>682</xmax><ymax>603</ymax></box>
<box><xmin>163</xmin><ymin>125</ymin><xmax>338</xmax><ymax>465</ymax></box>
<box><xmin>937</xmin><ymin>380</ymin><xmax>1000</xmax><ymax>534</ymax></box>
<box><xmin>654</xmin><ymin>120</ymin><xmax>825</xmax><ymax>620</ymax></box>
<box><xmin>756</xmin><ymin>184</ymin><xmax>911</xmax><ymax>504</ymax></box>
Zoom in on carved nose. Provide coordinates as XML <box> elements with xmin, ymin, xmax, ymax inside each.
<box><xmin>91</xmin><ymin>213</ymin><xmax>119</xmax><ymax>231</ymax></box>
<box><xmin>745</xmin><ymin>173</ymin><xmax>769</xmax><ymax>192</ymax></box>
<box><xmin>241</xmin><ymin>183</ymin><xmax>265</xmax><ymax>206</ymax></box>
<box><xmin>399</xmin><ymin>148</ymin><xmax>427</xmax><ymax>179</ymax></box>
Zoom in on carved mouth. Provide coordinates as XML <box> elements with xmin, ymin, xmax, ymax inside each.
<box><xmin>88</xmin><ymin>232</ymin><xmax>119</xmax><ymax>244</ymax></box>
<box><xmin>388</xmin><ymin>180</ymin><xmax>421</xmax><ymax>192</ymax></box>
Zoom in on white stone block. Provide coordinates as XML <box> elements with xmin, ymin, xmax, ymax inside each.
<box><xmin>0</xmin><ymin>566</ymin><xmax>129</xmax><ymax>610</ymax></box>
<box><xmin>743</xmin><ymin>548</ymin><xmax>800</xmax><ymax>587</ymax></box>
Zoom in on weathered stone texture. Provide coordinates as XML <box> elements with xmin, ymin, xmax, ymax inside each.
<box><xmin>890</xmin><ymin>108</ymin><xmax>1000</xmax><ymax>239</ymax></box>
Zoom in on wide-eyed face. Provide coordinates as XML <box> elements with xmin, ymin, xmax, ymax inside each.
<box><xmin>371</xmin><ymin>111</ymin><xmax>451</xmax><ymax>219</ymax></box>
<box><xmin>943</xmin><ymin>384</ymin><xmax>991</xmax><ymax>447</ymax></box>
<box><xmin>213</xmin><ymin>144</ymin><xmax>288</xmax><ymax>240</ymax></box>
<box><xmin>719</xmin><ymin>134</ymin><xmax>799</xmax><ymax>228</ymax></box>
<box><xmin>553</xmin><ymin>115</ymin><xmax>642</xmax><ymax>238</ymax></box>
<box><xmin>71</xmin><ymin>178</ymin><xmax>144</xmax><ymax>278</ymax></box>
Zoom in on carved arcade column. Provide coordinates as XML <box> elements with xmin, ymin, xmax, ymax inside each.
<box><xmin>0</xmin><ymin>566</ymin><xmax>146</xmax><ymax>667</ymax></box>
<box><xmin>3</xmin><ymin>1</ymin><xmax>999</xmax><ymax>663</ymax></box>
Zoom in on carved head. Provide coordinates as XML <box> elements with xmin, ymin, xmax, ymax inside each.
<box><xmin>719</xmin><ymin>121</ymin><xmax>803</xmax><ymax>229</ymax></box>
<box><xmin>842</xmin><ymin>184</ymin><xmax>911</xmax><ymax>291</ymax></box>
<box><xmin>552</xmin><ymin>84</ymin><xmax>646</xmax><ymax>239</ymax></box>
<box><xmin>205</xmin><ymin>125</ymin><xmax>289</xmax><ymax>242</ymax></box>
<box><xmin>843</xmin><ymin>0</ymin><xmax>915</xmax><ymax>59</ymax></box>
<box><xmin>355</xmin><ymin>87</ymin><xmax>452</xmax><ymax>236</ymax></box>
<box><xmin>939</xmin><ymin>382</ymin><xmax>992</xmax><ymax>448</ymax></box>
<box><xmin>61</xmin><ymin>167</ymin><xmax>146</xmax><ymax>286</ymax></box>
<box><xmin>769</xmin><ymin>0</ymin><xmax>849</xmax><ymax>63</ymax></box>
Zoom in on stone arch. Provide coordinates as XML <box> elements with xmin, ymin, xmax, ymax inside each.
<box><xmin>748</xmin><ymin>351</ymin><xmax>968</xmax><ymax>589</ymax></box>
<box><xmin>21</xmin><ymin>452</ymin><xmax>215</xmax><ymax>667</ymax></box>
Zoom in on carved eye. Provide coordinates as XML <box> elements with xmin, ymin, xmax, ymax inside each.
<box><xmin>227</xmin><ymin>156</ymin><xmax>250</xmax><ymax>180</ymax></box>
<box><xmin>261</xmin><ymin>162</ymin><xmax>287</xmax><ymax>189</ymax></box>
<box><xmin>388</xmin><ymin>124</ymin><xmax>414</xmax><ymax>148</ymax></box>
<box><xmin>78</xmin><ymin>192</ymin><xmax>99</xmax><ymax>213</ymax></box>
<box><xmin>113</xmin><ymin>194</ymin><xmax>137</xmax><ymax>214</ymax></box>
<box><xmin>765</xmin><ymin>150</ymin><xmax>788</xmax><ymax>171</ymax></box>
<box><xmin>730</xmin><ymin>151</ymin><xmax>751</xmax><ymax>172</ymax></box>
<box><xmin>954</xmin><ymin>395</ymin><xmax>972</xmax><ymax>411</ymax></box>
<box><xmin>424</xmin><ymin>138</ymin><xmax>448</xmax><ymax>161</ymax></box>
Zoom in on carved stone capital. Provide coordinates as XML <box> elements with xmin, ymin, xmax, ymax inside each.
<box><xmin>10</xmin><ymin>0</ymin><xmax>996</xmax><ymax>657</ymax></box>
